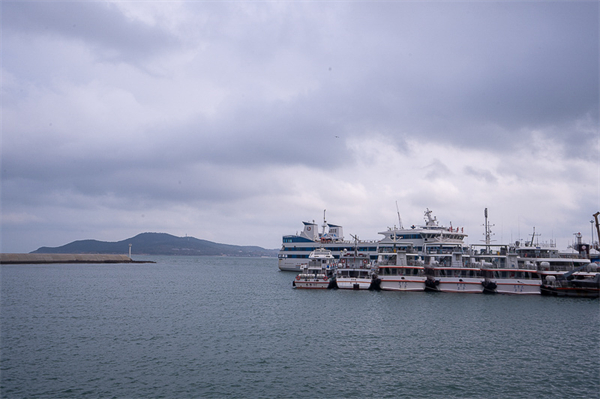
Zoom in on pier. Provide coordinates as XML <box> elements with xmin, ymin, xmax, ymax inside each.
<box><xmin>0</xmin><ymin>254</ymin><xmax>154</xmax><ymax>264</ymax></box>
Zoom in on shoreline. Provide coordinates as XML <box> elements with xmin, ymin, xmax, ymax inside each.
<box><xmin>0</xmin><ymin>253</ymin><xmax>155</xmax><ymax>264</ymax></box>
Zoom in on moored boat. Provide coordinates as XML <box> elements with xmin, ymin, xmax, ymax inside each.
<box><xmin>424</xmin><ymin>250</ymin><xmax>484</xmax><ymax>293</ymax></box>
<box><xmin>293</xmin><ymin>247</ymin><xmax>336</xmax><ymax>289</ymax></box>
<box><xmin>377</xmin><ymin>247</ymin><xmax>425</xmax><ymax>291</ymax></box>
<box><xmin>335</xmin><ymin>240</ymin><xmax>379</xmax><ymax>290</ymax></box>
<box><xmin>473</xmin><ymin>210</ymin><xmax>542</xmax><ymax>294</ymax></box>
<box><xmin>540</xmin><ymin>264</ymin><xmax>600</xmax><ymax>298</ymax></box>
<box><xmin>474</xmin><ymin>245</ymin><xmax>542</xmax><ymax>295</ymax></box>
<box><xmin>379</xmin><ymin>209</ymin><xmax>469</xmax><ymax>292</ymax></box>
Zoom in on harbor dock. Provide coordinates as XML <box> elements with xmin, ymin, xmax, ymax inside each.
<box><xmin>0</xmin><ymin>254</ymin><xmax>154</xmax><ymax>264</ymax></box>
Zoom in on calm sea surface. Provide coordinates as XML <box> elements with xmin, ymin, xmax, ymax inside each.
<box><xmin>1</xmin><ymin>256</ymin><xmax>599</xmax><ymax>398</ymax></box>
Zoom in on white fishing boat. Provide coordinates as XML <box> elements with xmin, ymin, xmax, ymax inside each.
<box><xmin>335</xmin><ymin>240</ymin><xmax>378</xmax><ymax>290</ymax></box>
<box><xmin>424</xmin><ymin>249</ymin><xmax>484</xmax><ymax>293</ymax></box>
<box><xmin>292</xmin><ymin>248</ymin><xmax>336</xmax><ymax>289</ymax></box>
<box><xmin>474</xmin><ymin>209</ymin><xmax>542</xmax><ymax>294</ymax></box>
<box><xmin>377</xmin><ymin>247</ymin><xmax>426</xmax><ymax>291</ymax></box>
<box><xmin>475</xmin><ymin>245</ymin><xmax>542</xmax><ymax>295</ymax></box>
<box><xmin>278</xmin><ymin>210</ymin><xmax>379</xmax><ymax>271</ymax></box>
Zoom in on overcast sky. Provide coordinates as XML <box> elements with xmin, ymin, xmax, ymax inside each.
<box><xmin>1</xmin><ymin>1</ymin><xmax>599</xmax><ymax>253</ymax></box>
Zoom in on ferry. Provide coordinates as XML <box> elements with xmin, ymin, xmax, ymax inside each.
<box><xmin>292</xmin><ymin>248</ymin><xmax>336</xmax><ymax>289</ymax></box>
<box><xmin>278</xmin><ymin>211</ymin><xmax>379</xmax><ymax>271</ymax></box>
<box><xmin>335</xmin><ymin>243</ymin><xmax>379</xmax><ymax>290</ymax></box>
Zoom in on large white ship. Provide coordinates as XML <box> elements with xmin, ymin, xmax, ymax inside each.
<box><xmin>277</xmin><ymin>211</ymin><xmax>379</xmax><ymax>272</ymax></box>
<box><xmin>377</xmin><ymin>208</ymin><xmax>468</xmax><ymax>255</ymax></box>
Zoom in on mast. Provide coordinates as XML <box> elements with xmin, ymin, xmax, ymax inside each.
<box><xmin>322</xmin><ymin>209</ymin><xmax>327</xmax><ymax>237</ymax></box>
<box><xmin>482</xmin><ymin>208</ymin><xmax>495</xmax><ymax>246</ymax></box>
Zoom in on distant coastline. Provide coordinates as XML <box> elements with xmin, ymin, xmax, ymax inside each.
<box><xmin>27</xmin><ymin>232</ymin><xmax>278</xmax><ymax>258</ymax></box>
<box><xmin>0</xmin><ymin>253</ymin><xmax>154</xmax><ymax>264</ymax></box>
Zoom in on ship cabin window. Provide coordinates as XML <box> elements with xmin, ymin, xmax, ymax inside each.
<box><xmin>340</xmin><ymin>270</ymin><xmax>370</xmax><ymax>278</ymax></box>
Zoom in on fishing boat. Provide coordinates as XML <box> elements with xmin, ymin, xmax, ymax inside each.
<box><xmin>474</xmin><ymin>209</ymin><xmax>542</xmax><ymax>294</ymax></box>
<box><xmin>475</xmin><ymin>244</ymin><xmax>542</xmax><ymax>295</ymax></box>
<box><xmin>424</xmin><ymin>249</ymin><xmax>484</xmax><ymax>293</ymax></box>
<box><xmin>514</xmin><ymin>230</ymin><xmax>592</xmax><ymax>288</ymax></box>
<box><xmin>377</xmin><ymin>247</ymin><xmax>426</xmax><ymax>291</ymax></box>
<box><xmin>292</xmin><ymin>248</ymin><xmax>336</xmax><ymax>289</ymax></box>
<box><xmin>540</xmin><ymin>264</ymin><xmax>600</xmax><ymax>298</ymax></box>
<box><xmin>335</xmin><ymin>239</ymin><xmax>379</xmax><ymax>290</ymax></box>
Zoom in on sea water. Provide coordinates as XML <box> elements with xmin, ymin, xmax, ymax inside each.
<box><xmin>1</xmin><ymin>256</ymin><xmax>598</xmax><ymax>398</ymax></box>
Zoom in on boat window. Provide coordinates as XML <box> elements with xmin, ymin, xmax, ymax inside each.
<box><xmin>531</xmin><ymin>273</ymin><xmax>539</xmax><ymax>279</ymax></box>
<box><xmin>501</xmin><ymin>271</ymin><xmax>508</xmax><ymax>278</ymax></box>
<box><xmin>515</xmin><ymin>271</ymin><xmax>523</xmax><ymax>279</ymax></box>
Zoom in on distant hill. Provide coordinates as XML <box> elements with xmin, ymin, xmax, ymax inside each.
<box><xmin>31</xmin><ymin>232</ymin><xmax>279</xmax><ymax>257</ymax></box>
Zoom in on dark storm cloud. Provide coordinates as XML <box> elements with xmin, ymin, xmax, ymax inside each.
<box><xmin>2</xmin><ymin>1</ymin><xmax>179</xmax><ymax>63</ymax></box>
<box><xmin>293</xmin><ymin>2</ymin><xmax>599</xmax><ymax>154</ymax></box>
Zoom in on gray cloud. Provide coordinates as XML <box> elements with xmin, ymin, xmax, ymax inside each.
<box><xmin>2</xmin><ymin>2</ymin><xmax>179</xmax><ymax>64</ymax></box>
<box><xmin>1</xmin><ymin>1</ymin><xmax>598</xmax><ymax>252</ymax></box>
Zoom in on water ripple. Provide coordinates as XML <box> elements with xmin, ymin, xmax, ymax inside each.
<box><xmin>1</xmin><ymin>258</ymin><xmax>598</xmax><ymax>398</ymax></box>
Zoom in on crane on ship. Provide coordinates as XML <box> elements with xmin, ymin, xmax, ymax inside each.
<box><xmin>593</xmin><ymin>212</ymin><xmax>600</xmax><ymax>250</ymax></box>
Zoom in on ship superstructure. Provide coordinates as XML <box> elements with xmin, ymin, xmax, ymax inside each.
<box><xmin>277</xmin><ymin>211</ymin><xmax>379</xmax><ymax>272</ymax></box>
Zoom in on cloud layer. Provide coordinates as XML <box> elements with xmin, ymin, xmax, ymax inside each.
<box><xmin>1</xmin><ymin>1</ymin><xmax>598</xmax><ymax>252</ymax></box>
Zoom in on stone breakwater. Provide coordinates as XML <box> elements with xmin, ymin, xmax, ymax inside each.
<box><xmin>0</xmin><ymin>254</ymin><xmax>154</xmax><ymax>264</ymax></box>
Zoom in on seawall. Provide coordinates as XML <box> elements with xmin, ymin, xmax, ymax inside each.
<box><xmin>0</xmin><ymin>254</ymin><xmax>154</xmax><ymax>264</ymax></box>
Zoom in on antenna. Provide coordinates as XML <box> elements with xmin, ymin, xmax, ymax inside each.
<box><xmin>395</xmin><ymin>201</ymin><xmax>404</xmax><ymax>229</ymax></box>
